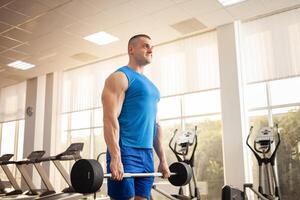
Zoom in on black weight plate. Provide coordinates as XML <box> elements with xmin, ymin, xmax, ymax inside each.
<box><xmin>168</xmin><ymin>162</ymin><xmax>192</xmax><ymax>186</ymax></box>
<box><xmin>70</xmin><ymin>159</ymin><xmax>104</xmax><ymax>193</ymax></box>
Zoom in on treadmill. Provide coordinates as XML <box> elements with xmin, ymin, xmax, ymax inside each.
<box><xmin>0</xmin><ymin>151</ymin><xmax>50</xmax><ymax>200</ymax></box>
<box><xmin>0</xmin><ymin>154</ymin><xmax>23</xmax><ymax>196</ymax></box>
<box><xmin>34</xmin><ymin>143</ymin><xmax>84</xmax><ymax>200</ymax></box>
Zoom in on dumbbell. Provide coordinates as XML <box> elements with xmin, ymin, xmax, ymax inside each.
<box><xmin>70</xmin><ymin>159</ymin><xmax>192</xmax><ymax>193</ymax></box>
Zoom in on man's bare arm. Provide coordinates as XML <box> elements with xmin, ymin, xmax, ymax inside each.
<box><xmin>102</xmin><ymin>72</ymin><xmax>127</xmax><ymax>180</ymax></box>
<box><xmin>153</xmin><ymin>121</ymin><xmax>171</xmax><ymax>178</ymax></box>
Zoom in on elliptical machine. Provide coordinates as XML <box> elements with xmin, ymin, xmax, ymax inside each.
<box><xmin>151</xmin><ymin>127</ymin><xmax>200</xmax><ymax>200</ymax></box>
<box><xmin>169</xmin><ymin>127</ymin><xmax>201</xmax><ymax>200</ymax></box>
<box><xmin>222</xmin><ymin>125</ymin><xmax>281</xmax><ymax>200</ymax></box>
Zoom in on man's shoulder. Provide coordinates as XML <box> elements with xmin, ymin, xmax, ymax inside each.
<box><xmin>104</xmin><ymin>71</ymin><xmax>128</xmax><ymax>91</ymax></box>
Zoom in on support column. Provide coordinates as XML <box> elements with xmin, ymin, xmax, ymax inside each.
<box><xmin>217</xmin><ymin>21</ymin><xmax>250</xmax><ymax>189</ymax></box>
<box><xmin>23</xmin><ymin>78</ymin><xmax>37</xmax><ymax>189</ymax></box>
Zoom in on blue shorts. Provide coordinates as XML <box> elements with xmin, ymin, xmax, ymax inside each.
<box><xmin>106</xmin><ymin>146</ymin><xmax>154</xmax><ymax>200</ymax></box>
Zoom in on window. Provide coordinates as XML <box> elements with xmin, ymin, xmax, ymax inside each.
<box><xmin>270</xmin><ymin>77</ymin><xmax>300</xmax><ymax>106</ymax></box>
<box><xmin>1</xmin><ymin>121</ymin><xmax>16</xmax><ymax>155</ymax></box>
<box><xmin>71</xmin><ymin>111</ymin><xmax>91</xmax><ymax>130</ymax></box>
<box><xmin>245</xmin><ymin>83</ymin><xmax>268</xmax><ymax>109</ymax></box>
<box><xmin>184</xmin><ymin>116</ymin><xmax>223</xmax><ymax>200</ymax></box>
<box><xmin>273</xmin><ymin>107</ymin><xmax>300</xmax><ymax>200</ymax></box>
<box><xmin>0</xmin><ymin>120</ymin><xmax>24</xmax><ymax>184</ymax></box>
<box><xmin>158</xmin><ymin>97</ymin><xmax>181</xmax><ymax>120</ymax></box>
<box><xmin>183</xmin><ymin>90</ymin><xmax>221</xmax><ymax>116</ymax></box>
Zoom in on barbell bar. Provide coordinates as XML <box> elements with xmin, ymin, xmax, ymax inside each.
<box><xmin>104</xmin><ymin>172</ymin><xmax>176</xmax><ymax>178</ymax></box>
<box><xmin>70</xmin><ymin>159</ymin><xmax>192</xmax><ymax>193</ymax></box>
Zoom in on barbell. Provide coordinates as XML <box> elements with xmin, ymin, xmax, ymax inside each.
<box><xmin>70</xmin><ymin>159</ymin><xmax>192</xmax><ymax>193</ymax></box>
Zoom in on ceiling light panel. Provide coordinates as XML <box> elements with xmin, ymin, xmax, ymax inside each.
<box><xmin>83</xmin><ymin>31</ymin><xmax>119</xmax><ymax>46</ymax></box>
<box><xmin>218</xmin><ymin>0</ymin><xmax>247</xmax><ymax>6</ymax></box>
<box><xmin>7</xmin><ymin>60</ymin><xmax>35</xmax><ymax>70</ymax></box>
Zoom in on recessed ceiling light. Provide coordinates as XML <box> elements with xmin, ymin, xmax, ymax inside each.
<box><xmin>7</xmin><ymin>60</ymin><xmax>35</xmax><ymax>70</ymax></box>
<box><xmin>83</xmin><ymin>31</ymin><xmax>119</xmax><ymax>45</ymax></box>
<box><xmin>218</xmin><ymin>0</ymin><xmax>247</xmax><ymax>6</ymax></box>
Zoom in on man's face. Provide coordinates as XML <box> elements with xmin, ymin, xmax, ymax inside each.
<box><xmin>129</xmin><ymin>37</ymin><xmax>153</xmax><ymax>66</ymax></box>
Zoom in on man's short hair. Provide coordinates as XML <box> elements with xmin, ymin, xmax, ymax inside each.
<box><xmin>128</xmin><ymin>34</ymin><xmax>151</xmax><ymax>46</ymax></box>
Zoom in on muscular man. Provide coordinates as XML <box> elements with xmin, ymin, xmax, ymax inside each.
<box><xmin>102</xmin><ymin>34</ymin><xmax>170</xmax><ymax>200</ymax></box>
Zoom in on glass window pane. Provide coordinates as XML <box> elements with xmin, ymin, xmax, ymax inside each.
<box><xmin>94</xmin><ymin>128</ymin><xmax>107</xmax><ymax>161</ymax></box>
<box><xmin>94</xmin><ymin>108</ymin><xmax>103</xmax><ymax>127</ymax></box>
<box><xmin>71</xmin><ymin>129</ymin><xmax>91</xmax><ymax>159</ymax></box>
<box><xmin>184</xmin><ymin>116</ymin><xmax>224</xmax><ymax>200</ymax></box>
<box><xmin>245</xmin><ymin>82</ymin><xmax>268</xmax><ymax>109</ymax></box>
<box><xmin>249</xmin><ymin>110</ymin><xmax>269</xmax><ymax>129</ymax></box>
<box><xmin>272</xmin><ymin>107</ymin><xmax>300</xmax><ymax>199</ymax></box>
<box><xmin>71</xmin><ymin>111</ymin><xmax>91</xmax><ymax>129</ymax></box>
<box><xmin>183</xmin><ymin>90</ymin><xmax>221</xmax><ymax>116</ymax></box>
<box><xmin>1</xmin><ymin>121</ymin><xmax>16</xmax><ymax>154</ymax></box>
<box><xmin>158</xmin><ymin>96</ymin><xmax>181</xmax><ymax>120</ymax></box>
<box><xmin>270</xmin><ymin>77</ymin><xmax>300</xmax><ymax>106</ymax></box>
<box><xmin>61</xmin><ymin>114</ymin><xmax>68</xmax><ymax>131</ymax></box>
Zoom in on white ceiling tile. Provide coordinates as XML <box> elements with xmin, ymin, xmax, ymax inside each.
<box><xmin>80</xmin><ymin>12</ymin><xmax>112</xmax><ymax>30</ymax></box>
<box><xmin>0</xmin><ymin>22</ymin><xmax>11</xmax><ymax>33</ymax></box>
<box><xmin>149</xmin><ymin>4</ymin><xmax>193</xmax><ymax>26</ymax></box>
<box><xmin>88</xmin><ymin>40</ymin><xmax>127</xmax><ymax>60</ymax></box>
<box><xmin>64</xmin><ymin>22</ymin><xmax>102</xmax><ymax>37</ymax></box>
<box><xmin>106</xmin><ymin>16</ymin><xmax>159</xmax><ymax>39</ymax></box>
<box><xmin>179</xmin><ymin>0</ymin><xmax>223</xmax><ymax>16</ymax></box>
<box><xmin>0</xmin><ymin>49</ymin><xmax>28</xmax><ymax>60</ymax></box>
<box><xmin>36</xmin><ymin>0</ymin><xmax>71</xmax><ymax>9</ymax></box>
<box><xmin>38</xmin><ymin>45</ymin><xmax>82</xmax><ymax>59</ymax></box>
<box><xmin>0</xmin><ymin>55</ymin><xmax>14</xmax><ymax>65</ymax></box>
<box><xmin>19</xmin><ymin>10</ymin><xmax>76</xmax><ymax>37</ymax></box>
<box><xmin>0</xmin><ymin>35</ymin><xmax>22</xmax><ymax>48</ymax></box>
<box><xmin>101</xmin><ymin>1</ymin><xmax>148</xmax><ymax>26</ymax></box>
<box><xmin>56</xmin><ymin>0</ymin><xmax>100</xmax><ymax>20</ymax></box>
<box><xmin>148</xmin><ymin>26</ymin><xmax>181</xmax><ymax>45</ymax></box>
<box><xmin>2</xmin><ymin>28</ymin><xmax>34</xmax><ymax>42</ymax></box>
<box><xmin>0</xmin><ymin>7</ymin><xmax>29</xmax><ymax>26</ymax></box>
<box><xmin>225</xmin><ymin>0</ymin><xmax>266</xmax><ymax>20</ymax></box>
<box><xmin>6</xmin><ymin>0</ymin><xmax>49</xmax><ymax>17</ymax></box>
<box><xmin>171</xmin><ymin>0</ymin><xmax>190</xmax><ymax>3</ymax></box>
<box><xmin>12</xmin><ymin>44</ymin><xmax>32</xmax><ymax>55</ymax></box>
<box><xmin>196</xmin><ymin>9</ymin><xmax>234</xmax><ymax>27</ymax></box>
<box><xmin>61</xmin><ymin>34</ymin><xmax>104</xmax><ymax>52</ymax></box>
<box><xmin>83</xmin><ymin>0</ymin><xmax>129</xmax><ymax>13</ymax></box>
<box><xmin>261</xmin><ymin>0</ymin><xmax>299</xmax><ymax>13</ymax></box>
<box><xmin>0</xmin><ymin>45</ymin><xmax>6</xmax><ymax>53</ymax></box>
<box><xmin>27</xmin><ymin>31</ymin><xmax>80</xmax><ymax>54</ymax></box>
<box><xmin>131</xmin><ymin>0</ymin><xmax>175</xmax><ymax>14</ymax></box>
<box><xmin>22</xmin><ymin>55</ymin><xmax>82</xmax><ymax>76</ymax></box>
<box><xmin>171</xmin><ymin>18</ymin><xmax>207</xmax><ymax>34</ymax></box>
<box><xmin>0</xmin><ymin>0</ymin><xmax>14</xmax><ymax>7</ymax></box>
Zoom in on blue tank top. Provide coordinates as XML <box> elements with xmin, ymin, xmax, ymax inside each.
<box><xmin>117</xmin><ymin>66</ymin><xmax>160</xmax><ymax>148</ymax></box>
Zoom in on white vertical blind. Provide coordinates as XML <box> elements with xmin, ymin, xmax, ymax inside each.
<box><xmin>242</xmin><ymin>8</ymin><xmax>300</xmax><ymax>83</ymax></box>
<box><xmin>0</xmin><ymin>82</ymin><xmax>26</xmax><ymax>122</ymax></box>
<box><xmin>62</xmin><ymin>56</ymin><xmax>127</xmax><ymax>112</ymax></box>
<box><xmin>62</xmin><ymin>31</ymin><xmax>220</xmax><ymax>112</ymax></box>
<box><xmin>148</xmin><ymin>31</ymin><xmax>220</xmax><ymax>96</ymax></box>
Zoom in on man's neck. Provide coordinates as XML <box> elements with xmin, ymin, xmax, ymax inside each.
<box><xmin>127</xmin><ymin>62</ymin><xmax>145</xmax><ymax>74</ymax></box>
